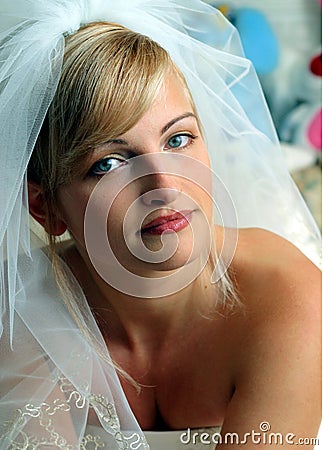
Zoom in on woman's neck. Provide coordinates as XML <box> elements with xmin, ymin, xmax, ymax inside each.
<box><xmin>60</xmin><ymin>240</ymin><xmax>207</xmax><ymax>350</ymax></box>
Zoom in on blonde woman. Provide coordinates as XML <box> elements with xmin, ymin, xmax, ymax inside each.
<box><xmin>0</xmin><ymin>1</ymin><xmax>321</xmax><ymax>449</ymax></box>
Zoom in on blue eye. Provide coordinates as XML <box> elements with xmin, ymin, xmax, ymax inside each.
<box><xmin>165</xmin><ymin>134</ymin><xmax>197</xmax><ymax>150</ymax></box>
<box><xmin>89</xmin><ymin>156</ymin><xmax>126</xmax><ymax>176</ymax></box>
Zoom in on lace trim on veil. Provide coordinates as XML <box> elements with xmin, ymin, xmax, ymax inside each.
<box><xmin>2</xmin><ymin>376</ymin><xmax>149</xmax><ymax>449</ymax></box>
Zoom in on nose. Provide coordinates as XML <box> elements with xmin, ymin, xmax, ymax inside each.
<box><xmin>141</xmin><ymin>186</ymin><xmax>180</xmax><ymax>206</ymax></box>
<box><xmin>133</xmin><ymin>153</ymin><xmax>182</xmax><ymax>206</ymax></box>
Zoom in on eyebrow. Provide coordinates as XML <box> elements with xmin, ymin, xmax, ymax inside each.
<box><xmin>161</xmin><ymin>112</ymin><xmax>197</xmax><ymax>134</ymax></box>
<box><xmin>98</xmin><ymin>112</ymin><xmax>197</xmax><ymax>149</ymax></box>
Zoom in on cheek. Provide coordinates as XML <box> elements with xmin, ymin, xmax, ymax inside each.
<box><xmin>197</xmin><ymin>142</ymin><xmax>211</xmax><ymax>167</ymax></box>
<box><xmin>184</xmin><ymin>144</ymin><xmax>212</xmax><ymax>209</ymax></box>
<box><xmin>56</xmin><ymin>187</ymin><xmax>90</xmax><ymax>241</ymax></box>
<box><xmin>106</xmin><ymin>186</ymin><xmax>138</xmax><ymax>236</ymax></box>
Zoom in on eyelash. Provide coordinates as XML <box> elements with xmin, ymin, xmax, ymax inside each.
<box><xmin>87</xmin><ymin>154</ymin><xmax>127</xmax><ymax>178</ymax></box>
<box><xmin>164</xmin><ymin>133</ymin><xmax>198</xmax><ymax>151</ymax></box>
<box><xmin>87</xmin><ymin>133</ymin><xmax>198</xmax><ymax>178</ymax></box>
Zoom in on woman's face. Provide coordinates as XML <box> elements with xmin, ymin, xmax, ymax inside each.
<box><xmin>57</xmin><ymin>73</ymin><xmax>213</xmax><ymax>277</ymax></box>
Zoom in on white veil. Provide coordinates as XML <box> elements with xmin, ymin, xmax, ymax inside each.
<box><xmin>0</xmin><ymin>0</ymin><xmax>321</xmax><ymax>448</ymax></box>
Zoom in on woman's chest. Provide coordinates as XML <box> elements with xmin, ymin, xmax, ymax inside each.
<box><xmin>118</xmin><ymin>337</ymin><xmax>235</xmax><ymax>431</ymax></box>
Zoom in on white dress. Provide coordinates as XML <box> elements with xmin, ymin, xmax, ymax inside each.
<box><xmin>85</xmin><ymin>425</ymin><xmax>222</xmax><ymax>449</ymax></box>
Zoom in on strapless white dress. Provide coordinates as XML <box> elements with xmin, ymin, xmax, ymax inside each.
<box><xmin>86</xmin><ymin>425</ymin><xmax>221</xmax><ymax>449</ymax></box>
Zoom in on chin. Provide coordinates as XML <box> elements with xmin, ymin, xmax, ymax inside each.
<box><xmin>126</xmin><ymin>240</ymin><xmax>210</xmax><ymax>276</ymax></box>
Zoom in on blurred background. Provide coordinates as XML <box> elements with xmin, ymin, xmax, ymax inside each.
<box><xmin>204</xmin><ymin>0</ymin><xmax>322</xmax><ymax>229</ymax></box>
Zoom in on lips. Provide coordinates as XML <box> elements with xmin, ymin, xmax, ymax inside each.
<box><xmin>141</xmin><ymin>210</ymin><xmax>193</xmax><ymax>235</ymax></box>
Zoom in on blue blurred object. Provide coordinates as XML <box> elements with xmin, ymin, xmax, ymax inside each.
<box><xmin>229</xmin><ymin>8</ymin><xmax>279</xmax><ymax>74</ymax></box>
<box><xmin>209</xmin><ymin>4</ymin><xmax>279</xmax><ymax>75</ymax></box>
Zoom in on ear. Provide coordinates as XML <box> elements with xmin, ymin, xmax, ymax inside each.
<box><xmin>28</xmin><ymin>180</ymin><xmax>67</xmax><ymax>236</ymax></box>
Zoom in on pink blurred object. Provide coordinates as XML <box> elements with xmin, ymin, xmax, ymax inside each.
<box><xmin>307</xmin><ymin>108</ymin><xmax>322</xmax><ymax>151</ymax></box>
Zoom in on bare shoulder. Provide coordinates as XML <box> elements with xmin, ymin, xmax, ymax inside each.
<box><xmin>231</xmin><ymin>227</ymin><xmax>321</xmax><ymax>312</ymax></box>
<box><xmin>228</xmin><ymin>227</ymin><xmax>321</xmax><ymax>381</ymax></box>
<box><xmin>219</xmin><ymin>229</ymin><xmax>321</xmax><ymax>436</ymax></box>
<box><xmin>217</xmin><ymin>228</ymin><xmax>322</xmax><ymax>437</ymax></box>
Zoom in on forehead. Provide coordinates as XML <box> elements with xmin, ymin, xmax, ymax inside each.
<box><xmin>153</xmin><ymin>73</ymin><xmax>192</xmax><ymax>109</ymax></box>
<box><xmin>121</xmin><ymin>73</ymin><xmax>194</xmax><ymax>136</ymax></box>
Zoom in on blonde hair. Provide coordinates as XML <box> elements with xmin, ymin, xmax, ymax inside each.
<box><xmin>28</xmin><ymin>22</ymin><xmax>238</xmax><ymax>386</ymax></box>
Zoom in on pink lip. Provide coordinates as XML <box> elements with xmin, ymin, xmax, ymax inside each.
<box><xmin>141</xmin><ymin>210</ymin><xmax>193</xmax><ymax>235</ymax></box>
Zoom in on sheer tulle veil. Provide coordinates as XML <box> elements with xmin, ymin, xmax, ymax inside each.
<box><xmin>0</xmin><ymin>0</ymin><xmax>321</xmax><ymax>448</ymax></box>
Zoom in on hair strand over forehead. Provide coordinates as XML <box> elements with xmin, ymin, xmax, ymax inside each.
<box><xmin>32</xmin><ymin>23</ymin><xmax>171</xmax><ymax>188</ymax></box>
<box><xmin>29</xmin><ymin>21</ymin><xmax>196</xmax><ymax>195</ymax></box>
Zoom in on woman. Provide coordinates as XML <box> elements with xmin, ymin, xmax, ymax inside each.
<box><xmin>0</xmin><ymin>1</ymin><xmax>321</xmax><ymax>449</ymax></box>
